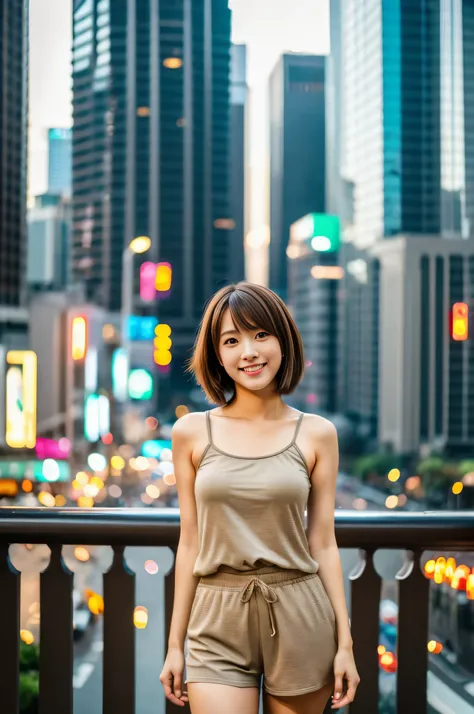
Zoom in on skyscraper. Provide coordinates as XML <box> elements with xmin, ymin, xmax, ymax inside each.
<box><xmin>228</xmin><ymin>43</ymin><xmax>247</xmax><ymax>284</ymax></box>
<box><xmin>72</xmin><ymin>0</ymin><xmax>232</xmax><ymax>405</ymax></box>
<box><xmin>334</xmin><ymin>0</ymin><xmax>442</xmax><ymax>438</ymax></box>
<box><xmin>0</xmin><ymin>0</ymin><xmax>29</xmax><ymax>309</ymax></box>
<box><xmin>269</xmin><ymin>53</ymin><xmax>326</xmax><ymax>303</ymax></box>
<box><xmin>48</xmin><ymin>128</ymin><xmax>72</xmax><ymax>197</ymax></box>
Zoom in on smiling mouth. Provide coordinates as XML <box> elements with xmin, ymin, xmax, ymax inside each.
<box><xmin>239</xmin><ymin>363</ymin><xmax>267</xmax><ymax>373</ymax></box>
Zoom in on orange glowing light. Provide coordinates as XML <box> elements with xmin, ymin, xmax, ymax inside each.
<box><xmin>427</xmin><ymin>640</ymin><xmax>443</xmax><ymax>654</ymax></box>
<box><xmin>379</xmin><ymin>651</ymin><xmax>397</xmax><ymax>673</ymax></box>
<box><xmin>451</xmin><ymin>302</ymin><xmax>468</xmax><ymax>341</ymax></box>
<box><xmin>444</xmin><ymin>557</ymin><xmax>456</xmax><ymax>584</ymax></box>
<box><xmin>72</xmin><ymin>316</ymin><xmax>88</xmax><ymax>360</ymax></box>
<box><xmin>434</xmin><ymin>557</ymin><xmax>446</xmax><ymax>585</ymax></box>
<box><xmin>22</xmin><ymin>479</ymin><xmax>33</xmax><ymax>493</ymax></box>
<box><xmin>424</xmin><ymin>560</ymin><xmax>436</xmax><ymax>579</ymax></box>
<box><xmin>451</xmin><ymin>565</ymin><xmax>470</xmax><ymax>591</ymax></box>
<box><xmin>155</xmin><ymin>262</ymin><xmax>172</xmax><ymax>292</ymax></box>
<box><xmin>467</xmin><ymin>573</ymin><xmax>474</xmax><ymax>600</ymax></box>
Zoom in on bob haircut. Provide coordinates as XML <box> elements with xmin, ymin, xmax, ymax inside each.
<box><xmin>185</xmin><ymin>281</ymin><xmax>305</xmax><ymax>406</ymax></box>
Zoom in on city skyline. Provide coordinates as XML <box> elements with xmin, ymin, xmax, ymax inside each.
<box><xmin>28</xmin><ymin>0</ymin><xmax>329</xmax><ymax>274</ymax></box>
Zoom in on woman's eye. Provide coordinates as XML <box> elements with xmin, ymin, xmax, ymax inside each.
<box><xmin>224</xmin><ymin>338</ymin><xmax>237</xmax><ymax>345</ymax></box>
<box><xmin>256</xmin><ymin>331</ymin><xmax>269</xmax><ymax>339</ymax></box>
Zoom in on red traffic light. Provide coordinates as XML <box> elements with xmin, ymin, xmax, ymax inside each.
<box><xmin>451</xmin><ymin>302</ymin><xmax>468</xmax><ymax>341</ymax></box>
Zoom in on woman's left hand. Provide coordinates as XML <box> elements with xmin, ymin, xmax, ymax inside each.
<box><xmin>331</xmin><ymin>646</ymin><xmax>360</xmax><ymax>709</ymax></box>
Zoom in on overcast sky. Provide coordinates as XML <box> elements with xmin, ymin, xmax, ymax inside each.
<box><xmin>28</xmin><ymin>0</ymin><xmax>329</xmax><ymax>280</ymax></box>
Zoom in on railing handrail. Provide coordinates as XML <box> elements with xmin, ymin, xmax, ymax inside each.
<box><xmin>0</xmin><ymin>507</ymin><xmax>473</xmax><ymax>549</ymax></box>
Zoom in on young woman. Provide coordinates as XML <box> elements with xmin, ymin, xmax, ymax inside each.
<box><xmin>160</xmin><ymin>282</ymin><xmax>359</xmax><ymax>714</ymax></box>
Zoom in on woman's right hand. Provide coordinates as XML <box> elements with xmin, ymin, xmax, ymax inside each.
<box><xmin>159</xmin><ymin>647</ymin><xmax>189</xmax><ymax>707</ymax></box>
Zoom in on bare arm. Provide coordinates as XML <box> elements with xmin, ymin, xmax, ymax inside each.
<box><xmin>160</xmin><ymin>414</ymin><xmax>200</xmax><ymax>707</ymax></box>
<box><xmin>306</xmin><ymin>418</ymin><xmax>360</xmax><ymax>708</ymax></box>
<box><xmin>168</xmin><ymin>414</ymin><xmax>200</xmax><ymax>650</ymax></box>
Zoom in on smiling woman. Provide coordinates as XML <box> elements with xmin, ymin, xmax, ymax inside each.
<box><xmin>185</xmin><ymin>281</ymin><xmax>304</xmax><ymax>406</ymax></box>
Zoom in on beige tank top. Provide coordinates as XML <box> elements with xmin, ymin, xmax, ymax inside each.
<box><xmin>192</xmin><ymin>410</ymin><xmax>319</xmax><ymax>577</ymax></box>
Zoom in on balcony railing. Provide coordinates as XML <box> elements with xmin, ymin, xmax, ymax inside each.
<box><xmin>0</xmin><ymin>508</ymin><xmax>473</xmax><ymax>714</ymax></box>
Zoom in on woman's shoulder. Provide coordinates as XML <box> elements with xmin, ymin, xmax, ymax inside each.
<box><xmin>300</xmin><ymin>412</ymin><xmax>338</xmax><ymax>441</ymax></box>
<box><xmin>172</xmin><ymin>410</ymin><xmax>207</xmax><ymax>442</ymax></box>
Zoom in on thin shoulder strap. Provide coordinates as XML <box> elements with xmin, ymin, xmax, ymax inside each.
<box><xmin>206</xmin><ymin>410</ymin><xmax>213</xmax><ymax>445</ymax></box>
<box><xmin>291</xmin><ymin>412</ymin><xmax>304</xmax><ymax>445</ymax></box>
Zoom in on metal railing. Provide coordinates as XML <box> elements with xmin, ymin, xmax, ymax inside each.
<box><xmin>0</xmin><ymin>508</ymin><xmax>473</xmax><ymax>714</ymax></box>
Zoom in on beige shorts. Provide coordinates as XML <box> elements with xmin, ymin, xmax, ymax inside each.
<box><xmin>185</xmin><ymin>565</ymin><xmax>337</xmax><ymax>697</ymax></box>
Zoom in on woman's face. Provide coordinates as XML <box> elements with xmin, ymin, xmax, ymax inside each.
<box><xmin>217</xmin><ymin>308</ymin><xmax>283</xmax><ymax>392</ymax></box>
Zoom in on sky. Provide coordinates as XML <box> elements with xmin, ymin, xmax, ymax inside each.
<box><xmin>28</xmin><ymin>0</ymin><xmax>329</xmax><ymax>281</ymax></box>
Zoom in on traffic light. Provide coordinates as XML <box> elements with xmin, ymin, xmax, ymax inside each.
<box><xmin>451</xmin><ymin>302</ymin><xmax>468</xmax><ymax>341</ymax></box>
<box><xmin>155</xmin><ymin>262</ymin><xmax>172</xmax><ymax>292</ymax></box>
<box><xmin>154</xmin><ymin>324</ymin><xmax>172</xmax><ymax>365</ymax></box>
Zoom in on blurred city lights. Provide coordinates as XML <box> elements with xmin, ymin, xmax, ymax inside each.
<box><xmin>76</xmin><ymin>471</ymin><xmax>89</xmax><ymax>485</ymax></box>
<box><xmin>451</xmin><ymin>565</ymin><xmax>470</xmax><ymax>591</ymax></box>
<box><xmin>397</xmin><ymin>494</ymin><xmax>407</xmax><ymax>507</ymax></box>
<box><xmin>385</xmin><ymin>495</ymin><xmax>398</xmax><ymax>509</ymax></box>
<box><xmin>155</xmin><ymin>262</ymin><xmax>172</xmax><ymax>292</ymax></box>
<box><xmin>42</xmin><ymin>458</ymin><xmax>60</xmax><ymax>482</ymax></box>
<box><xmin>90</xmin><ymin>476</ymin><xmax>105</xmax><ymax>490</ymax></box>
<box><xmin>110</xmin><ymin>455</ymin><xmax>125</xmax><ymax>470</ymax></box>
<box><xmin>387</xmin><ymin>468</ymin><xmax>400</xmax><ymax>482</ymax></box>
<box><xmin>154</xmin><ymin>324</ymin><xmax>172</xmax><ymax>366</ymax></box>
<box><xmin>146</xmin><ymin>416</ymin><xmax>159</xmax><ymax>430</ymax></box>
<box><xmin>451</xmin><ymin>302</ymin><xmax>468</xmax><ymax>341</ymax></box>
<box><xmin>175</xmin><ymin>404</ymin><xmax>189</xmax><ymax>418</ymax></box>
<box><xmin>129</xmin><ymin>236</ymin><xmax>151</xmax><ymax>254</ymax></box>
<box><xmin>87</xmin><ymin>592</ymin><xmax>104</xmax><ymax>615</ymax></box>
<box><xmin>22</xmin><ymin>479</ymin><xmax>33</xmax><ymax>493</ymax></box>
<box><xmin>427</xmin><ymin>641</ymin><xmax>443</xmax><ymax>654</ymax></box>
<box><xmin>424</xmin><ymin>560</ymin><xmax>436</xmax><ymax>579</ymax></box>
<box><xmin>102</xmin><ymin>432</ymin><xmax>113</xmax><ymax>445</ymax></box>
<box><xmin>128</xmin><ymin>369</ymin><xmax>153</xmax><ymax>400</ymax></box>
<box><xmin>452</xmin><ymin>481</ymin><xmax>463</xmax><ymax>495</ymax></box>
<box><xmin>134</xmin><ymin>606</ymin><xmax>149</xmax><ymax>629</ymax></box>
<box><xmin>141</xmin><ymin>493</ymin><xmax>153</xmax><ymax>505</ymax></box>
<box><xmin>163</xmin><ymin>57</ymin><xmax>182</xmax><ymax>69</ymax></box>
<box><xmin>74</xmin><ymin>546</ymin><xmax>91</xmax><ymax>563</ymax></box>
<box><xmin>377</xmin><ymin>645</ymin><xmax>386</xmax><ymax>655</ymax></box>
<box><xmin>310</xmin><ymin>265</ymin><xmax>344</xmax><ymax>280</ymax></box>
<box><xmin>405</xmin><ymin>475</ymin><xmax>421</xmax><ymax>491</ymax></box>
<box><xmin>38</xmin><ymin>491</ymin><xmax>55</xmax><ymax>507</ymax></box>
<box><xmin>146</xmin><ymin>484</ymin><xmax>160</xmax><ymax>499</ymax></box>
<box><xmin>140</xmin><ymin>262</ymin><xmax>158</xmax><ymax>301</ymax></box>
<box><xmin>84</xmin><ymin>484</ymin><xmax>100</xmax><ymax>498</ymax></box>
<box><xmin>5</xmin><ymin>351</ymin><xmax>38</xmax><ymax>449</ymax></box>
<box><xmin>163</xmin><ymin>473</ymin><xmax>176</xmax><ymax>486</ymax></box>
<box><xmin>145</xmin><ymin>560</ymin><xmax>159</xmax><ymax>575</ymax></box>
<box><xmin>379</xmin><ymin>651</ymin><xmax>397</xmax><ymax>673</ymax></box>
<box><xmin>55</xmin><ymin>495</ymin><xmax>67</xmax><ymax>507</ymax></box>
<box><xmin>467</xmin><ymin>574</ymin><xmax>474</xmax><ymax>600</ymax></box>
<box><xmin>352</xmin><ymin>498</ymin><xmax>367</xmax><ymax>510</ymax></box>
<box><xmin>111</xmin><ymin>348</ymin><xmax>129</xmax><ymax>402</ymax></box>
<box><xmin>20</xmin><ymin>630</ymin><xmax>35</xmax><ymax>645</ymax></box>
<box><xmin>77</xmin><ymin>496</ymin><xmax>95</xmax><ymax>508</ymax></box>
<box><xmin>71</xmin><ymin>316</ymin><xmax>88</xmax><ymax>360</ymax></box>
<box><xmin>109</xmin><ymin>484</ymin><xmax>122</xmax><ymax>499</ymax></box>
<box><xmin>102</xmin><ymin>323</ymin><xmax>116</xmax><ymax>341</ymax></box>
<box><xmin>88</xmin><ymin>453</ymin><xmax>107</xmax><ymax>472</ymax></box>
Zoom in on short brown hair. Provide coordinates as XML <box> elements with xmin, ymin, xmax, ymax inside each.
<box><xmin>185</xmin><ymin>281</ymin><xmax>305</xmax><ymax>405</ymax></box>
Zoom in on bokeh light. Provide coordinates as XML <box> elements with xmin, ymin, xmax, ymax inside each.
<box><xmin>134</xmin><ymin>606</ymin><xmax>149</xmax><ymax>629</ymax></box>
<box><xmin>74</xmin><ymin>546</ymin><xmax>90</xmax><ymax>562</ymax></box>
<box><xmin>387</xmin><ymin>468</ymin><xmax>400</xmax><ymax>482</ymax></box>
<box><xmin>385</xmin><ymin>495</ymin><xmax>398</xmax><ymax>509</ymax></box>
<box><xmin>145</xmin><ymin>560</ymin><xmax>159</xmax><ymax>575</ymax></box>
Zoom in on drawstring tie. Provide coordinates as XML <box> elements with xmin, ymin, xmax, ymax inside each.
<box><xmin>240</xmin><ymin>577</ymin><xmax>278</xmax><ymax>637</ymax></box>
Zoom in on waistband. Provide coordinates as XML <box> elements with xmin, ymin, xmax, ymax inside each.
<box><xmin>199</xmin><ymin>565</ymin><xmax>317</xmax><ymax>589</ymax></box>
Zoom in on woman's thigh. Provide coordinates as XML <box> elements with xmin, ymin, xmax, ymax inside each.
<box><xmin>263</xmin><ymin>683</ymin><xmax>333</xmax><ymax>714</ymax></box>
<box><xmin>187</xmin><ymin>682</ymin><xmax>260</xmax><ymax>714</ymax></box>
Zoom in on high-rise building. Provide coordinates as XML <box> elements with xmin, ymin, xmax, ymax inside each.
<box><xmin>332</xmin><ymin>0</ymin><xmax>474</xmax><ymax>448</ymax></box>
<box><xmin>333</xmin><ymin>0</ymin><xmax>441</xmax><ymax>438</ymax></box>
<box><xmin>269</xmin><ymin>53</ymin><xmax>326</xmax><ymax>303</ymax></box>
<box><xmin>28</xmin><ymin>193</ymin><xmax>71</xmax><ymax>292</ymax></box>
<box><xmin>440</xmin><ymin>0</ymin><xmax>474</xmax><ymax>240</ymax></box>
<box><xmin>0</xmin><ymin>0</ymin><xmax>29</xmax><ymax>310</ymax></box>
<box><xmin>72</xmin><ymin>0</ymin><xmax>232</xmax><ymax>407</ymax></box>
<box><xmin>375</xmin><ymin>236</ymin><xmax>474</xmax><ymax>455</ymax></box>
<box><xmin>48</xmin><ymin>128</ymin><xmax>72</xmax><ymax>197</ymax></box>
<box><xmin>228</xmin><ymin>43</ymin><xmax>247</xmax><ymax>284</ymax></box>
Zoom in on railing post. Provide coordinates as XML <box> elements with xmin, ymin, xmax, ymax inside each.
<box><xmin>349</xmin><ymin>549</ymin><xmax>381</xmax><ymax>713</ymax></box>
<box><xmin>103</xmin><ymin>545</ymin><xmax>136</xmax><ymax>714</ymax></box>
<box><xmin>164</xmin><ymin>548</ymin><xmax>191</xmax><ymax>714</ymax></box>
<box><xmin>39</xmin><ymin>544</ymin><xmax>74</xmax><ymax>714</ymax></box>
<box><xmin>396</xmin><ymin>551</ymin><xmax>429</xmax><ymax>714</ymax></box>
<box><xmin>0</xmin><ymin>544</ymin><xmax>20</xmax><ymax>714</ymax></box>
